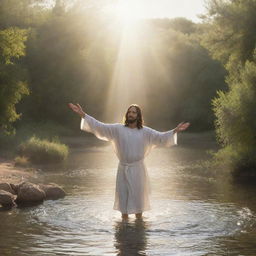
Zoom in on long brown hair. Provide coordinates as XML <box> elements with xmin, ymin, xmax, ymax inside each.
<box><xmin>123</xmin><ymin>104</ymin><xmax>144</xmax><ymax>129</ymax></box>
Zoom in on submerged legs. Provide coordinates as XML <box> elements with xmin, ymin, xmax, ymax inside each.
<box><xmin>122</xmin><ymin>213</ymin><xmax>129</xmax><ymax>220</ymax></box>
<box><xmin>135</xmin><ymin>213</ymin><xmax>142</xmax><ymax>219</ymax></box>
<box><xmin>121</xmin><ymin>212</ymin><xmax>143</xmax><ymax>220</ymax></box>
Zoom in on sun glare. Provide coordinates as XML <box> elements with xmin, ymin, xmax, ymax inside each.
<box><xmin>103</xmin><ymin>0</ymin><xmax>157</xmax><ymax>122</ymax></box>
<box><xmin>103</xmin><ymin>1</ymin><xmax>150</xmax><ymax>122</ymax></box>
<box><xmin>109</xmin><ymin>0</ymin><xmax>145</xmax><ymax>26</ymax></box>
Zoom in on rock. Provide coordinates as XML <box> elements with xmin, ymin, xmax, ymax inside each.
<box><xmin>16</xmin><ymin>182</ymin><xmax>46</xmax><ymax>203</ymax></box>
<box><xmin>0</xmin><ymin>190</ymin><xmax>16</xmax><ymax>207</ymax></box>
<box><xmin>38</xmin><ymin>183</ymin><xmax>66</xmax><ymax>200</ymax></box>
<box><xmin>0</xmin><ymin>183</ymin><xmax>16</xmax><ymax>195</ymax></box>
<box><xmin>10</xmin><ymin>183</ymin><xmax>18</xmax><ymax>194</ymax></box>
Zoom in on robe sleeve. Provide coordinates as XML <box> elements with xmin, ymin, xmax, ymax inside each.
<box><xmin>149</xmin><ymin>128</ymin><xmax>178</xmax><ymax>148</ymax></box>
<box><xmin>80</xmin><ymin>113</ymin><xmax>117</xmax><ymax>142</ymax></box>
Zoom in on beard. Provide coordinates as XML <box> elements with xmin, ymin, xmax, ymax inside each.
<box><xmin>127</xmin><ymin>117</ymin><xmax>137</xmax><ymax>123</ymax></box>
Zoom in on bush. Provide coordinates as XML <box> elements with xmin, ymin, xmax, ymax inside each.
<box><xmin>18</xmin><ymin>136</ymin><xmax>69</xmax><ymax>164</ymax></box>
<box><xmin>211</xmin><ymin>60</ymin><xmax>256</xmax><ymax>176</ymax></box>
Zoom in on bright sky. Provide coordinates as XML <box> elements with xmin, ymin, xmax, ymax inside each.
<box><xmin>110</xmin><ymin>0</ymin><xmax>207</xmax><ymax>22</ymax></box>
<box><xmin>45</xmin><ymin>0</ymin><xmax>207</xmax><ymax>22</ymax></box>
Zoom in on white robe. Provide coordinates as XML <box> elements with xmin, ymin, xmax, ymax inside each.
<box><xmin>80</xmin><ymin>114</ymin><xmax>178</xmax><ymax>214</ymax></box>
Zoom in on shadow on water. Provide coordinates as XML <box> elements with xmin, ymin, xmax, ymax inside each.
<box><xmin>114</xmin><ymin>218</ymin><xmax>148</xmax><ymax>256</ymax></box>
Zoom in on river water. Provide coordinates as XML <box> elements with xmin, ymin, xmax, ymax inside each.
<box><xmin>0</xmin><ymin>132</ymin><xmax>256</xmax><ymax>255</ymax></box>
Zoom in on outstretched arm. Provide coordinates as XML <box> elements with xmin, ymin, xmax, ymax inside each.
<box><xmin>173</xmin><ymin>122</ymin><xmax>190</xmax><ymax>133</ymax></box>
<box><xmin>68</xmin><ymin>103</ymin><xmax>85</xmax><ymax>118</ymax></box>
<box><xmin>149</xmin><ymin>121</ymin><xmax>190</xmax><ymax>148</ymax></box>
<box><xmin>68</xmin><ymin>103</ymin><xmax>117</xmax><ymax>142</ymax></box>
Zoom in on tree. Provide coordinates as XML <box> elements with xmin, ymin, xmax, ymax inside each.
<box><xmin>201</xmin><ymin>0</ymin><xmax>256</xmax><ymax>178</ymax></box>
<box><xmin>0</xmin><ymin>27</ymin><xmax>29</xmax><ymax>134</ymax></box>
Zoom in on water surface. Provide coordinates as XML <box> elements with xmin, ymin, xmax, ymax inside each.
<box><xmin>1</xmin><ymin>133</ymin><xmax>256</xmax><ymax>255</ymax></box>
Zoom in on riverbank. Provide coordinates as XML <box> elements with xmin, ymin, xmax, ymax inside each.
<box><xmin>0</xmin><ymin>157</ymin><xmax>36</xmax><ymax>184</ymax></box>
<box><xmin>0</xmin><ymin>131</ymin><xmax>217</xmax><ymax>184</ymax></box>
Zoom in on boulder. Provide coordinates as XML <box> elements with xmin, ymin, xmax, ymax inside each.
<box><xmin>0</xmin><ymin>183</ymin><xmax>16</xmax><ymax>195</ymax></box>
<box><xmin>10</xmin><ymin>183</ymin><xmax>19</xmax><ymax>194</ymax></box>
<box><xmin>0</xmin><ymin>190</ymin><xmax>16</xmax><ymax>207</ymax></box>
<box><xmin>38</xmin><ymin>183</ymin><xmax>66</xmax><ymax>200</ymax></box>
<box><xmin>16</xmin><ymin>182</ymin><xmax>46</xmax><ymax>203</ymax></box>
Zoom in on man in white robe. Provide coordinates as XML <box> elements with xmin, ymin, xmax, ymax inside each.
<box><xmin>68</xmin><ymin>103</ymin><xmax>190</xmax><ymax>219</ymax></box>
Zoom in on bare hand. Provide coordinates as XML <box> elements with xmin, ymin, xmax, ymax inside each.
<box><xmin>175</xmin><ymin>122</ymin><xmax>190</xmax><ymax>132</ymax></box>
<box><xmin>68</xmin><ymin>103</ymin><xmax>85</xmax><ymax>118</ymax></box>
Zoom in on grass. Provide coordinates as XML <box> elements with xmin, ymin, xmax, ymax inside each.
<box><xmin>17</xmin><ymin>136</ymin><xmax>69</xmax><ymax>164</ymax></box>
<box><xmin>0</xmin><ymin>120</ymin><xmax>72</xmax><ymax>164</ymax></box>
<box><xmin>14</xmin><ymin>156</ymin><xmax>30</xmax><ymax>167</ymax></box>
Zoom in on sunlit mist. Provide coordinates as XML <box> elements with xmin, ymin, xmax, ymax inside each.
<box><xmin>104</xmin><ymin>22</ymin><xmax>150</xmax><ymax>122</ymax></box>
<box><xmin>95</xmin><ymin>0</ymin><xmax>207</xmax><ymax>123</ymax></box>
<box><xmin>105</xmin><ymin>0</ymin><xmax>206</xmax><ymax>22</ymax></box>
<box><xmin>109</xmin><ymin>0</ymin><xmax>144</xmax><ymax>26</ymax></box>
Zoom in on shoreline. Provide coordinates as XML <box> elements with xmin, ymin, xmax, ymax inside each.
<box><xmin>0</xmin><ymin>157</ymin><xmax>36</xmax><ymax>184</ymax></box>
<box><xmin>0</xmin><ymin>131</ymin><xmax>217</xmax><ymax>185</ymax></box>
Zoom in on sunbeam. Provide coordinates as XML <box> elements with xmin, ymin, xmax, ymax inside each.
<box><xmin>104</xmin><ymin>20</ymin><xmax>149</xmax><ymax>122</ymax></box>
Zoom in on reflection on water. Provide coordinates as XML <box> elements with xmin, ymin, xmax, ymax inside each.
<box><xmin>114</xmin><ymin>219</ymin><xmax>148</xmax><ymax>256</ymax></box>
<box><xmin>0</xmin><ymin>135</ymin><xmax>256</xmax><ymax>255</ymax></box>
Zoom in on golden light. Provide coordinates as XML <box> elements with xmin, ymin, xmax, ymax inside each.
<box><xmin>107</xmin><ymin>0</ymin><xmax>206</xmax><ymax>24</ymax></box>
<box><xmin>108</xmin><ymin>0</ymin><xmax>145</xmax><ymax>27</ymax></box>
<box><xmin>98</xmin><ymin>0</ymin><xmax>149</xmax><ymax>122</ymax></box>
<box><xmin>102</xmin><ymin>0</ymin><xmax>205</xmax><ymax>122</ymax></box>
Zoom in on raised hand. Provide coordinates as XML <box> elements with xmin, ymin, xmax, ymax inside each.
<box><xmin>175</xmin><ymin>122</ymin><xmax>190</xmax><ymax>132</ymax></box>
<box><xmin>68</xmin><ymin>103</ymin><xmax>85</xmax><ymax>118</ymax></box>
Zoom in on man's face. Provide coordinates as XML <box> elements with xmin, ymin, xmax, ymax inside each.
<box><xmin>127</xmin><ymin>106</ymin><xmax>138</xmax><ymax>123</ymax></box>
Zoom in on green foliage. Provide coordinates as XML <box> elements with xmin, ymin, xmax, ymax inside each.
<box><xmin>13</xmin><ymin>2</ymin><xmax>225</xmax><ymax>131</ymax></box>
<box><xmin>202</xmin><ymin>0</ymin><xmax>256</xmax><ymax>67</ymax></box>
<box><xmin>212</xmin><ymin>60</ymin><xmax>256</xmax><ymax>147</ymax></box>
<box><xmin>0</xmin><ymin>27</ymin><xmax>29</xmax><ymax>134</ymax></box>
<box><xmin>0</xmin><ymin>0</ymin><xmax>228</xmax><ymax>137</ymax></box>
<box><xmin>151</xmin><ymin>17</ymin><xmax>197</xmax><ymax>34</ymax></box>
<box><xmin>18</xmin><ymin>135</ymin><xmax>69</xmax><ymax>164</ymax></box>
<box><xmin>0</xmin><ymin>0</ymin><xmax>50</xmax><ymax>134</ymax></box>
<box><xmin>203</xmin><ymin>0</ymin><xmax>256</xmax><ymax>176</ymax></box>
<box><xmin>0</xmin><ymin>120</ymin><xmax>74</xmax><ymax>159</ymax></box>
<box><xmin>141</xmin><ymin>23</ymin><xmax>226</xmax><ymax>130</ymax></box>
<box><xmin>0</xmin><ymin>27</ymin><xmax>27</xmax><ymax>64</ymax></box>
<box><xmin>0</xmin><ymin>0</ymin><xmax>50</xmax><ymax>29</ymax></box>
<box><xmin>19</xmin><ymin>2</ymin><xmax>114</xmax><ymax>126</ymax></box>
